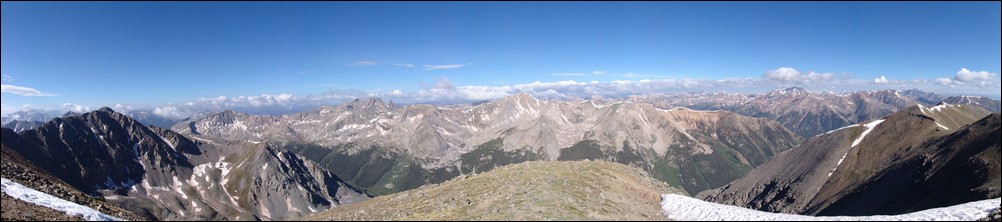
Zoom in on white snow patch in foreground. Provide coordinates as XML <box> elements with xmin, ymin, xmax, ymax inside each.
<box><xmin>851</xmin><ymin>119</ymin><xmax>885</xmax><ymax>148</ymax></box>
<box><xmin>661</xmin><ymin>194</ymin><xmax>1001</xmax><ymax>221</ymax></box>
<box><xmin>1</xmin><ymin>178</ymin><xmax>122</xmax><ymax>221</ymax></box>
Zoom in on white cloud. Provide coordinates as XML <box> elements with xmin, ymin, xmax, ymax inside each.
<box><xmin>61</xmin><ymin>103</ymin><xmax>90</xmax><ymax>113</ymax></box>
<box><xmin>114</xmin><ymin>103</ymin><xmax>135</xmax><ymax>112</ymax></box>
<box><xmin>1</xmin><ymin>84</ymin><xmax>58</xmax><ymax>96</ymax></box>
<box><xmin>592</xmin><ymin>70</ymin><xmax>606</xmax><ymax>75</ymax></box>
<box><xmin>935</xmin><ymin>78</ymin><xmax>954</xmax><ymax>86</ymax></box>
<box><xmin>806</xmin><ymin>71</ymin><xmax>834</xmax><ymax>81</ymax></box>
<box><xmin>423</xmin><ymin>64</ymin><xmax>464</xmax><ymax>71</ymax></box>
<box><xmin>394</xmin><ymin>63</ymin><xmax>415</xmax><ymax>68</ymax></box>
<box><xmin>394</xmin><ymin>77</ymin><xmax>762</xmax><ymax>103</ymax></box>
<box><xmin>552</xmin><ymin>73</ymin><xmax>587</xmax><ymax>76</ymax></box>
<box><xmin>762</xmin><ymin>67</ymin><xmax>838</xmax><ymax>84</ymax></box>
<box><xmin>873</xmin><ymin>76</ymin><xmax>890</xmax><ymax>84</ymax></box>
<box><xmin>953</xmin><ymin>68</ymin><xmax>995</xmax><ymax>82</ymax></box>
<box><xmin>347</xmin><ymin>61</ymin><xmax>379</xmax><ymax>66</ymax></box>
<box><xmin>763</xmin><ymin>67</ymin><xmax>802</xmax><ymax>82</ymax></box>
<box><xmin>391</xmin><ymin>90</ymin><xmax>403</xmax><ymax>95</ymax></box>
<box><xmin>153</xmin><ymin>106</ymin><xmax>187</xmax><ymax>119</ymax></box>
<box><xmin>1</xmin><ymin>74</ymin><xmax>12</xmax><ymax>83</ymax></box>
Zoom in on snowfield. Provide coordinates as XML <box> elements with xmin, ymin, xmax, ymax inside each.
<box><xmin>1</xmin><ymin>178</ymin><xmax>121</xmax><ymax>221</ymax></box>
<box><xmin>661</xmin><ymin>194</ymin><xmax>1001</xmax><ymax>221</ymax></box>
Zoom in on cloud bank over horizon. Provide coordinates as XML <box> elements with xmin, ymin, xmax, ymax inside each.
<box><xmin>3</xmin><ymin>67</ymin><xmax>999</xmax><ymax>119</ymax></box>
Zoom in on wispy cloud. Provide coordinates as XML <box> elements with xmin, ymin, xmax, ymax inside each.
<box><xmin>1</xmin><ymin>74</ymin><xmax>12</xmax><ymax>83</ymax></box>
<box><xmin>1</xmin><ymin>84</ymin><xmax>58</xmax><ymax>96</ymax></box>
<box><xmin>298</xmin><ymin>70</ymin><xmax>315</xmax><ymax>74</ymax></box>
<box><xmin>553</xmin><ymin>70</ymin><xmax>605</xmax><ymax>76</ymax></box>
<box><xmin>394</xmin><ymin>63</ymin><xmax>416</xmax><ymax>68</ymax></box>
<box><xmin>347</xmin><ymin>61</ymin><xmax>379</xmax><ymax>66</ymax></box>
<box><xmin>623</xmin><ymin>73</ymin><xmax>665</xmax><ymax>78</ymax></box>
<box><xmin>306</xmin><ymin>83</ymin><xmax>347</xmax><ymax>88</ymax></box>
<box><xmin>423</xmin><ymin>64</ymin><xmax>464</xmax><ymax>71</ymax></box>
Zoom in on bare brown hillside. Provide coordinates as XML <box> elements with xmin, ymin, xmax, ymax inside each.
<box><xmin>304</xmin><ymin>160</ymin><xmax>685</xmax><ymax>221</ymax></box>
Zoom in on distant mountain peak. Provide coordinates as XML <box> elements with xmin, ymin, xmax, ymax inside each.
<box><xmin>784</xmin><ymin>87</ymin><xmax>807</xmax><ymax>91</ymax></box>
<box><xmin>507</xmin><ymin>92</ymin><xmax>538</xmax><ymax>102</ymax></box>
<box><xmin>341</xmin><ymin>97</ymin><xmax>388</xmax><ymax>110</ymax></box>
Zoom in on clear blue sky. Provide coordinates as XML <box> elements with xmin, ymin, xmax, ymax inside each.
<box><xmin>3</xmin><ymin>2</ymin><xmax>1000</xmax><ymax>115</ymax></box>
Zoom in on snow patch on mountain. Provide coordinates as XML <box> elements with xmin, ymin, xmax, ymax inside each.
<box><xmin>851</xmin><ymin>119</ymin><xmax>884</xmax><ymax>148</ymax></box>
<box><xmin>2</xmin><ymin>178</ymin><xmax>122</xmax><ymax>221</ymax></box>
<box><xmin>661</xmin><ymin>194</ymin><xmax>1001</xmax><ymax>221</ymax></box>
<box><xmin>935</xmin><ymin>122</ymin><xmax>949</xmax><ymax>130</ymax></box>
<box><xmin>820</xmin><ymin>124</ymin><xmax>859</xmax><ymax>137</ymax></box>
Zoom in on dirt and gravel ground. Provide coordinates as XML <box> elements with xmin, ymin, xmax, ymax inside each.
<box><xmin>304</xmin><ymin>160</ymin><xmax>685</xmax><ymax>221</ymax></box>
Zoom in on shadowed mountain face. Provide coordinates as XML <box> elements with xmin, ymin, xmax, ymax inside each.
<box><xmin>1</xmin><ymin>108</ymin><xmax>367</xmax><ymax>220</ymax></box>
<box><xmin>175</xmin><ymin>94</ymin><xmax>804</xmax><ymax>195</ymax></box>
<box><xmin>2</xmin><ymin>142</ymin><xmax>148</xmax><ymax>221</ymax></box>
<box><xmin>701</xmin><ymin>104</ymin><xmax>999</xmax><ymax>216</ymax></box>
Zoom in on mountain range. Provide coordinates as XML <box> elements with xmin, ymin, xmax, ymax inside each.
<box><xmin>172</xmin><ymin>93</ymin><xmax>803</xmax><ymax>195</ymax></box>
<box><xmin>630</xmin><ymin>88</ymin><xmax>1000</xmax><ymax>137</ymax></box>
<box><xmin>2</xmin><ymin>89</ymin><xmax>999</xmax><ymax>221</ymax></box>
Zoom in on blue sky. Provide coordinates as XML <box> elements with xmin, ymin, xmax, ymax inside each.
<box><xmin>2</xmin><ymin>2</ymin><xmax>1000</xmax><ymax>116</ymax></box>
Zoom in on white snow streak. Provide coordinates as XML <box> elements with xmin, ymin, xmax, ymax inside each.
<box><xmin>828</xmin><ymin>152</ymin><xmax>849</xmax><ymax>178</ymax></box>
<box><xmin>828</xmin><ymin>119</ymin><xmax>884</xmax><ymax>178</ymax></box>
<box><xmin>820</xmin><ymin>124</ymin><xmax>859</xmax><ymax>137</ymax></box>
<box><xmin>157</xmin><ymin>135</ymin><xmax>175</xmax><ymax>150</ymax></box>
<box><xmin>851</xmin><ymin>119</ymin><xmax>885</xmax><ymax>148</ymax></box>
<box><xmin>661</xmin><ymin>194</ymin><xmax>1001</xmax><ymax>221</ymax></box>
<box><xmin>936</xmin><ymin>122</ymin><xmax>949</xmax><ymax>130</ymax></box>
<box><xmin>2</xmin><ymin>178</ymin><xmax>122</xmax><ymax>221</ymax></box>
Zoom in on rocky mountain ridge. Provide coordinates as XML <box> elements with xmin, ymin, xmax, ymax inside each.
<box><xmin>1</xmin><ymin>108</ymin><xmax>368</xmax><ymax>220</ymax></box>
<box><xmin>701</xmin><ymin>103</ymin><xmax>999</xmax><ymax>216</ymax></box>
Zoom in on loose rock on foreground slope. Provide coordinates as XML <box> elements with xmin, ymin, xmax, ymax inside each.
<box><xmin>304</xmin><ymin>160</ymin><xmax>686</xmax><ymax>221</ymax></box>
